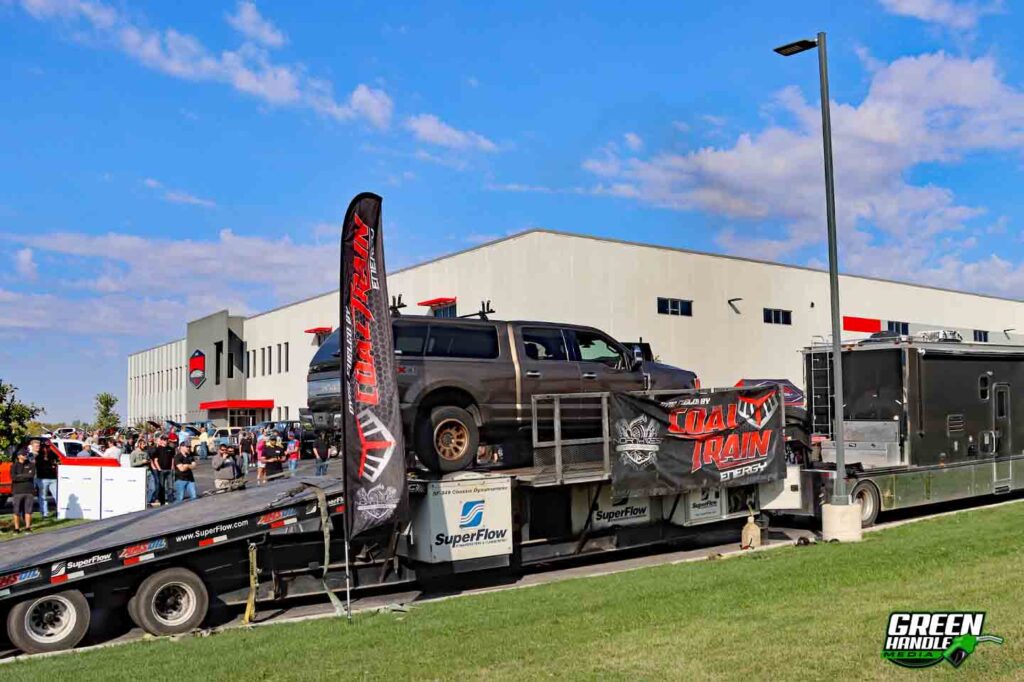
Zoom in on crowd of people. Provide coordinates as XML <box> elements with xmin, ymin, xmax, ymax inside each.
<box><xmin>7</xmin><ymin>427</ymin><xmax>337</xmax><ymax>527</ymax></box>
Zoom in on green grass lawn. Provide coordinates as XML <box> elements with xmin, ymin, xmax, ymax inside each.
<box><xmin>4</xmin><ymin>503</ymin><xmax>1023</xmax><ymax>680</ymax></box>
<box><xmin>0</xmin><ymin>513</ymin><xmax>85</xmax><ymax>542</ymax></box>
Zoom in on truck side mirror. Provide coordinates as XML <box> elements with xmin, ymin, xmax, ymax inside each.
<box><xmin>631</xmin><ymin>357</ymin><xmax>643</xmax><ymax>372</ymax></box>
<box><xmin>633</xmin><ymin>347</ymin><xmax>644</xmax><ymax>362</ymax></box>
<box><xmin>980</xmin><ymin>430</ymin><xmax>996</xmax><ymax>455</ymax></box>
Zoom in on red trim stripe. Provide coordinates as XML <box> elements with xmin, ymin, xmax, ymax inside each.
<box><xmin>50</xmin><ymin>575</ymin><xmax>68</xmax><ymax>584</ymax></box>
<box><xmin>843</xmin><ymin>316</ymin><xmax>882</xmax><ymax>333</ymax></box>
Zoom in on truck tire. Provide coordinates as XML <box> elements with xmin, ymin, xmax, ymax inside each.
<box><xmin>133</xmin><ymin>567</ymin><xmax>209</xmax><ymax>637</ymax></box>
<box><xmin>416</xmin><ymin>406</ymin><xmax>480</xmax><ymax>473</ymax></box>
<box><xmin>851</xmin><ymin>481</ymin><xmax>880</xmax><ymax>528</ymax></box>
<box><xmin>6</xmin><ymin>589</ymin><xmax>91</xmax><ymax>654</ymax></box>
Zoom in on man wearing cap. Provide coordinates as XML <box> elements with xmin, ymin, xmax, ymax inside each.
<box><xmin>172</xmin><ymin>443</ymin><xmax>199</xmax><ymax>503</ymax></box>
<box><xmin>149</xmin><ymin>435</ymin><xmax>176</xmax><ymax>505</ymax></box>
<box><xmin>11</xmin><ymin>449</ymin><xmax>37</xmax><ymax>533</ymax></box>
<box><xmin>211</xmin><ymin>444</ymin><xmax>243</xmax><ymax>491</ymax></box>
<box><xmin>262</xmin><ymin>435</ymin><xmax>286</xmax><ymax>482</ymax></box>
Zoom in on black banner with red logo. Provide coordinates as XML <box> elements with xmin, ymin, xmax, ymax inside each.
<box><xmin>339</xmin><ymin>193</ymin><xmax>408</xmax><ymax>537</ymax></box>
<box><xmin>610</xmin><ymin>387</ymin><xmax>785</xmax><ymax>497</ymax></box>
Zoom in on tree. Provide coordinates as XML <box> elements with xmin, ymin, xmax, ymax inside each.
<box><xmin>94</xmin><ymin>392</ymin><xmax>121</xmax><ymax>432</ymax></box>
<box><xmin>0</xmin><ymin>380</ymin><xmax>43</xmax><ymax>460</ymax></box>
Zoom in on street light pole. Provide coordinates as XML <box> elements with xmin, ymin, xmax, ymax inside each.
<box><xmin>775</xmin><ymin>31</ymin><xmax>848</xmax><ymax>505</ymax></box>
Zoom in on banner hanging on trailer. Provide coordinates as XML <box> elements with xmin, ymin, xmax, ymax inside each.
<box><xmin>610</xmin><ymin>387</ymin><xmax>786</xmax><ymax>497</ymax></box>
<box><xmin>339</xmin><ymin>192</ymin><xmax>409</xmax><ymax>537</ymax></box>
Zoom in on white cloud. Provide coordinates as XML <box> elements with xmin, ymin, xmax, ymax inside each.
<box><xmin>879</xmin><ymin>0</ymin><xmax>1003</xmax><ymax>30</ymax></box>
<box><xmin>142</xmin><ymin>178</ymin><xmax>216</xmax><ymax>208</ymax></box>
<box><xmin>226</xmin><ymin>1</ymin><xmax>286</xmax><ymax>48</ymax></box>
<box><xmin>14</xmin><ymin>248</ymin><xmax>37</xmax><ymax>280</ymax></box>
<box><xmin>672</xmin><ymin>121</ymin><xmax>690</xmax><ymax>133</ymax></box>
<box><xmin>623</xmin><ymin>132</ymin><xmax>644</xmax><ymax>151</ymax></box>
<box><xmin>405</xmin><ymin>114</ymin><xmax>497</xmax><ymax>152</ymax></box>
<box><xmin>18</xmin><ymin>0</ymin><xmax>392</xmax><ymax>129</ymax></box>
<box><xmin>581</xmin><ymin>51</ymin><xmax>1024</xmax><ymax>297</ymax></box>
<box><xmin>1</xmin><ymin>228</ymin><xmax>340</xmax><ymax>337</ymax></box>
<box><xmin>466</xmin><ymin>77</ymin><xmax>480</xmax><ymax>88</ymax></box>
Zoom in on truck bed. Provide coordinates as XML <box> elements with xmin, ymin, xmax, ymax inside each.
<box><xmin>0</xmin><ymin>477</ymin><xmax>345</xmax><ymax>598</ymax></box>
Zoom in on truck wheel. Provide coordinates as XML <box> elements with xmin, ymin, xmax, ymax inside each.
<box><xmin>6</xmin><ymin>589</ymin><xmax>91</xmax><ymax>654</ymax></box>
<box><xmin>851</xmin><ymin>481</ymin><xmax>880</xmax><ymax>527</ymax></box>
<box><xmin>133</xmin><ymin>567</ymin><xmax>209</xmax><ymax>637</ymax></box>
<box><xmin>416</xmin><ymin>406</ymin><xmax>480</xmax><ymax>473</ymax></box>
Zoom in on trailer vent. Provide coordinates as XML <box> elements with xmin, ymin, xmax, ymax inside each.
<box><xmin>946</xmin><ymin>413</ymin><xmax>965</xmax><ymax>436</ymax></box>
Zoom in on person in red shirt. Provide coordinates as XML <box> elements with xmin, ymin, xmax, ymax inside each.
<box><xmin>286</xmin><ymin>432</ymin><xmax>300</xmax><ymax>473</ymax></box>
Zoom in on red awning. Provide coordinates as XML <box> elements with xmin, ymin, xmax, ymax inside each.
<box><xmin>199</xmin><ymin>399</ymin><xmax>274</xmax><ymax>411</ymax></box>
<box><xmin>304</xmin><ymin>326</ymin><xmax>333</xmax><ymax>334</ymax></box>
<box><xmin>843</xmin><ymin>316</ymin><xmax>882</xmax><ymax>333</ymax></box>
<box><xmin>417</xmin><ymin>297</ymin><xmax>456</xmax><ymax>307</ymax></box>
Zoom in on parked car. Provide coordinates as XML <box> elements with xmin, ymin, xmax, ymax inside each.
<box><xmin>308</xmin><ymin>316</ymin><xmax>698</xmax><ymax>472</ymax></box>
<box><xmin>211</xmin><ymin>427</ymin><xmax>244</xmax><ymax>448</ymax></box>
<box><xmin>272</xmin><ymin>420</ymin><xmax>316</xmax><ymax>457</ymax></box>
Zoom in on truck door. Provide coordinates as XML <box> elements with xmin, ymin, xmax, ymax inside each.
<box><xmin>517</xmin><ymin>326</ymin><xmax>582</xmax><ymax>429</ymax></box>
<box><xmin>568</xmin><ymin>326</ymin><xmax>645</xmax><ymax>399</ymax></box>
<box><xmin>993</xmin><ymin>383</ymin><xmax>1012</xmax><ymax>489</ymax></box>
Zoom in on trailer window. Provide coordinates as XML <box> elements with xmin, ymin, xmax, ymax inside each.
<box><xmin>425</xmin><ymin>325</ymin><xmax>499</xmax><ymax>359</ymax></box>
<box><xmin>979</xmin><ymin>375</ymin><xmax>990</xmax><ymax>401</ymax></box>
<box><xmin>996</xmin><ymin>388</ymin><xmax>1008</xmax><ymax>419</ymax></box>
<box><xmin>842</xmin><ymin>349</ymin><xmax>902</xmax><ymax>421</ymax></box>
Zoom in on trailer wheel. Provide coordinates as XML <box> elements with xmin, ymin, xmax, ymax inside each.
<box><xmin>6</xmin><ymin>589</ymin><xmax>90</xmax><ymax>654</ymax></box>
<box><xmin>851</xmin><ymin>481</ymin><xmax>880</xmax><ymax>528</ymax></box>
<box><xmin>133</xmin><ymin>568</ymin><xmax>209</xmax><ymax>637</ymax></box>
<box><xmin>416</xmin><ymin>406</ymin><xmax>479</xmax><ymax>472</ymax></box>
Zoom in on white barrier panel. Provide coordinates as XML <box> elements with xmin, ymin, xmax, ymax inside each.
<box><xmin>57</xmin><ymin>466</ymin><xmax>102</xmax><ymax>520</ymax></box>
<box><xmin>100</xmin><ymin>467</ymin><xmax>147</xmax><ymax>519</ymax></box>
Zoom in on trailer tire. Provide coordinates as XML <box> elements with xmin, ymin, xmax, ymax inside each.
<box><xmin>415</xmin><ymin>406</ymin><xmax>479</xmax><ymax>473</ymax></box>
<box><xmin>6</xmin><ymin>589</ymin><xmax>90</xmax><ymax>654</ymax></box>
<box><xmin>133</xmin><ymin>568</ymin><xmax>209</xmax><ymax>637</ymax></box>
<box><xmin>851</xmin><ymin>481</ymin><xmax>880</xmax><ymax>528</ymax></box>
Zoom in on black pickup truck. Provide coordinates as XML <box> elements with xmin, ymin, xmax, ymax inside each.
<box><xmin>308</xmin><ymin>317</ymin><xmax>698</xmax><ymax>472</ymax></box>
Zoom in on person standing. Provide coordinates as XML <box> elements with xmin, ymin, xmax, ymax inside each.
<box><xmin>33</xmin><ymin>440</ymin><xmax>59</xmax><ymax>517</ymax></box>
<box><xmin>149</xmin><ymin>435</ymin><xmax>176</xmax><ymax>505</ymax></box>
<box><xmin>211</xmin><ymin>444</ymin><xmax>243</xmax><ymax>491</ymax></box>
<box><xmin>196</xmin><ymin>426</ymin><xmax>209</xmax><ymax>461</ymax></box>
<box><xmin>313</xmin><ymin>435</ymin><xmax>330</xmax><ymax>476</ymax></box>
<box><xmin>239</xmin><ymin>430</ymin><xmax>254</xmax><ymax>473</ymax></box>
<box><xmin>11</xmin><ymin>449</ymin><xmax>37</xmax><ymax>533</ymax></box>
<box><xmin>255</xmin><ymin>431</ymin><xmax>268</xmax><ymax>485</ymax></box>
<box><xmin>262</xmin><ymin>436</ymin><xmax>285</xmax><ymax>482</ymax></box>
<box><xmin>286</xmin><ymin>433</ymin><xmax>300</xmax><ymax>474</ymax></box>
<box><xmin>172</xmin><ymin>443</ymin><xmax>198</xmax><ymax>502</ymax></box>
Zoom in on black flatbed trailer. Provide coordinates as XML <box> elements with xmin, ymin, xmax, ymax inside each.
<box><xmin>0</xmin><ymin>477</ymin><xmax>409</xmax><ymax>654</ymax></box>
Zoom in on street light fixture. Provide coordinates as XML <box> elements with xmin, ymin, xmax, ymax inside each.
<box><xmin>775</xmin><ymin>31</ymin><xmax>849</xmax><ymax>507</ymax></box>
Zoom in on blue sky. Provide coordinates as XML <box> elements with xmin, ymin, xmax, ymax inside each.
<box><xmin>2</xmin><ymin>0</ymin><xmax>1023</xmax><ymax>422</ymax></box>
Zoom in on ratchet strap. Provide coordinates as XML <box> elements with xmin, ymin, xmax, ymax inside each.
<box><xmin>242</xmin><ymin>542</ymin><xmax>259</xmax><ymax>625</ymax></box>
<box><xmin>302</xmin><ymin>483</ymin><xmax>346</xmax><ymax>617</ymax></box>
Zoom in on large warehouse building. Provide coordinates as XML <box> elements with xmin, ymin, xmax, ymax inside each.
<box><xmin>127</xmin><ymin>229</ymin><xmax>1024</xmax><ymax>426</ymax></box>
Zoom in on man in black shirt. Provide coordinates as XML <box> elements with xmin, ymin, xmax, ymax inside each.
<box><xmin>149</xmin><ymin>435</ymin><xmax>176</xmax><ymax>505</ymax></box>
<box><xmin>33</xmin><ymin>440</ymin><xmax>59</xmax><ymax>517</ymax></box>
<box><xmin>172</xmin><ymin>443</ymin><xmax>198</xmax><ymax>503</ymax></box>
<box><xmin>11</xmin><ymin>449</ymin><xmax>36</xmax><ymax>532</ymax></box>
<box><xmin>262</xmin><ymin>436</ymin><xmax>286</xmax><ymax>481</ymax></box>
<box><xmin>313</xmin><ymin>436</ymin><xmax>330</xmax><ymax>476</ymax></box>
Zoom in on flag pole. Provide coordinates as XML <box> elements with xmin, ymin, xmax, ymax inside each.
<box><xmin>339</xmin><ymin>219</ymin><xmax>354</xmax><ymax>623</ymax></box>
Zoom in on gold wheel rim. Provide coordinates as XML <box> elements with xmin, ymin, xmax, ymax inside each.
<box><xmin>434</xmin><ymin>419</ymin><xmax>469</xmax><ymax>461</ymax></box>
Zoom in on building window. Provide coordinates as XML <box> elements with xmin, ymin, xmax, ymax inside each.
<box><xmin>657</xmin><ymin>297</ymin><xmax>693</xmax><ymax>317</ymax></box>
<box><xmin>887</xmin><ymin>320</ymin><xmax>909</xmax><ymax>336</ymax></box>
<box><xmin>277</xmin><ymin>344</ymin><xmax>282</xmax><ymax>374</ymax></box>
<box><xmin>974</xmin><ymin>330</ymin><xmax>989</xmax><ymax>343</ymax></box>
<box><xmin>261</xmin><ymin>347</ymin><xmax>267</xmax><ymax>376</ymax></box>
<box><xmin>227</xmin><ymin>352</ymin><xmax>234</xmax><ymax>379</ymax></box>
<box><xmin>433</xmin><ymin>303</ymin><xmax>457</xmax><ymax>318</ymax></box>
<box><xmin>763</xmin><ymin>308</ymin><xmax>792</xmax><ymax>325</ymax></box>
<box><xmin>215</xmin><ymin>341</ymin><xmax>223</xmax><ymax>386</ymax></box>
<box><xmin>283</xmin><ymin>406</ymin><xmax>289</xmax><ymax>420</ymax></box>
<box><xmin>284</xmin><ymin>342</ymin><xmax>290</xmax><ymax>372</ymax></box>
